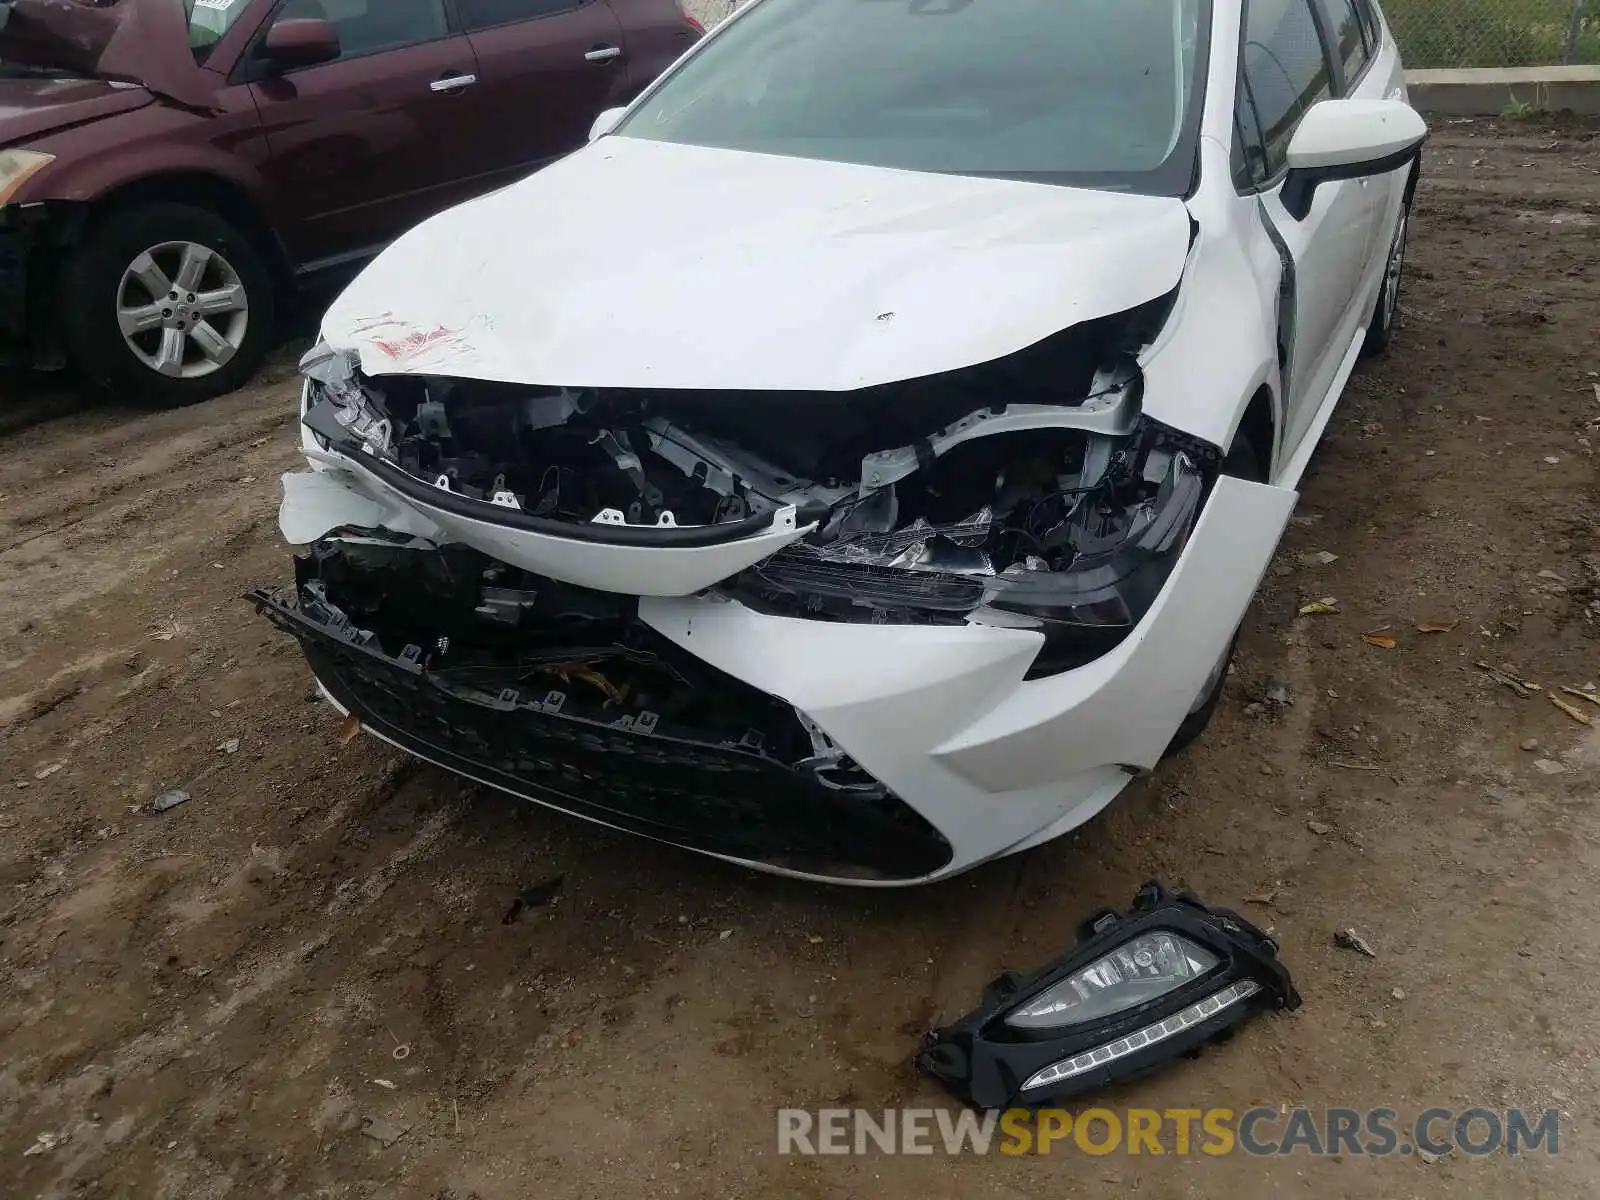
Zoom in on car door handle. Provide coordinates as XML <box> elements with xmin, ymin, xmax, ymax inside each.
<box><xmin>430</xmin><ymin>73</ymin><xmax>478</xmax><ymax>93</ymax></box>
<box><xmin>585</xmin><ymin>45</ymin><xmax>623</xmax><ymax>63</ymax></box>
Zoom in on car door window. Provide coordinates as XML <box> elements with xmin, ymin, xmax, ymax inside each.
<box><xmin>1350</xmin><ymin>0</ymin><xmax>1381</xmax><ymax>50</ymax></box>
<box><xmin>277</xmin><ymin>0</ymin><xmax>450</xmax><ymax>59</ymax></box>
<box><xmin>1240</xmin><ymin>0</ymin><xmax>1334</xmax><ymax>179</ymax></box>
<box><xmin>458</xmin><ymin>0</ymin><xmax>586</xmax><ymax>31</ymax></box>
<box><xmin>1232</xmin><ymin>88</ymin><xmax>1270</xmax><ymax>190</ymax></box>
<box><xmin>1312</xmin><ymin>0</ymin><xmax>1370</xmax><ymax>87</ymax></box>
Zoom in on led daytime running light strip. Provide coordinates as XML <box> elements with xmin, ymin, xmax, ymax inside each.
<box><xmin>1022</xmin><ymin>979</ymin><xmax>1262</xmax><ymax>1092</ymax></box>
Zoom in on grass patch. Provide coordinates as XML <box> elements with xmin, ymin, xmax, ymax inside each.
<box><xmin>1385</xmin><ymin>0</ymin><xmax>1600</xmax><ymax>66</ymax></box>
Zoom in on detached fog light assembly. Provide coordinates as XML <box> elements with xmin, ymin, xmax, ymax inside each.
<box><xmin>918</xmin><ymin>882</ymin><xmax>1300</xmax><ymax>1108</ymax></box>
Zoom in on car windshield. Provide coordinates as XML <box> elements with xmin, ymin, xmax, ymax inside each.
<box><xmin>615</xmin><ymin>0</ymin><xmax>1211</xmax><ymax>195</ymax></box>
<box><xmin>186</xmin><ymin>0</ymin><xmax>251</xmax><ymax>62</ymax></box>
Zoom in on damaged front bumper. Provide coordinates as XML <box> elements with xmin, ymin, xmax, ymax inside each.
<box><xmin>250</xmin><ymin>568</ymin><xmax>955</xmax><ymax>881</ymax></box>
<box><xmin>259</xmin><ymin>473</ymin><xmax>1293</xmax><ymax>884</ymax></box>
<box><xmin>259</xmin><ymin>337</ymin><xmax>1297</xmax><ymax>883</ymax></box>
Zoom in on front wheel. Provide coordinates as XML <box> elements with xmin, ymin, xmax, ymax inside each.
<box><xmin>62</xmin><ymin>202</ymin><xmax>277</xmax><ymax>407</ymax></box>
<box><xmin>1361</xmin><ymin>203</ymin><xmax>1409</xmax><ymax>359</ymax></box>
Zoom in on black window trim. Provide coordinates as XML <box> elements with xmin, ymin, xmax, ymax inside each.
<box><xmin>230</xmin><ymin>0</ymin><xmax>462</xmax><ymax>84</ymax></box>
<box><xmin>1308</xmin><ymin>0</ymin><xmax>1376</xmax><ymax>95</ymax></box>
<box><xmin>457</xmin><ymin>0</ymin><xmax>593</xmax><ymax>36</ymax></box>
<box><xmin>1350</xmin><ymin>0</ymin><xmax>1382</xmax><ymax>53</ymax></box>
<box><xmin>1303</xmin><ymin>0</ymin><xmax>1348</xmax><ymax>94</ymax></box>
<box><xmin>1232</xmin><ymin>51</ymin><xmax>1271</xmax><ymax>191</ymax></box>
<box><xmin>1230</xmin><ymin>0</ymin><xmax>1340</xmax><ymax>197</ymax></box>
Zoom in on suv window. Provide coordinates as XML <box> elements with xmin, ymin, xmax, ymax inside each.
<box><xmin>458</xmin><ymin>0</ymin><xmax>585</xmax><ymax>30</ymax></box>
<box><xmin>188</xmin><ymin>0</ymin><xmax>253</xmax><ymax>62</ymax></box>
<box><xmin>1312</xmin><ymin>0</ymin><xmax>1371</xmax><ymax>84</ymax></box>
<box><xmin>277</xmin><ymin>0</ymin><xmax>450</xmax><ymax>59</ymax></box>
<box><xmin>1240</xmin><ymin>0</ymin><xmax>1334</xmax><ymax>179</ymax></box>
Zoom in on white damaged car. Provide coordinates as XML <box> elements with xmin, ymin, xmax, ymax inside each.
<box><xmin>255</xmin><ymin>0</ymin><xmax>1425</xmax><ymax>884</ymax></box>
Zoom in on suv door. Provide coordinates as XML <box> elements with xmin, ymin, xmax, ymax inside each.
<box><xmin>244</xmin><ymin>0</ymin><xmax>482</xmax><ymax>269</ymax></box>
<box><xmin>1236</xmin><ymin>0</ymin><xmax>1372</xmax><ymax>458</ymax></box>
<box><xmin>456</xmin><ymin>0</ymin><xmax>633</xmax><ymax>188</ymax></box>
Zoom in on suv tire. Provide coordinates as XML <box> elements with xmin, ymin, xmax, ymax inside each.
<box><xmin>62</xmin><ymin>202</ymin><xmax>277</xmax><ymax>407</ymax></box>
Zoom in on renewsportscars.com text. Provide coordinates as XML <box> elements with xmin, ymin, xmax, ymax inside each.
<box><xmin>777</xmin><ymin>1106</ymin><xmax>1560</xmax><ymax>1157</ymax></box>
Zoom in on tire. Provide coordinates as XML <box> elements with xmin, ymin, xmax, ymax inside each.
<box><xmin>1360</xmin><ymin>199</ymin><xmax>1410</xmax><ymax>360</ymax></box>
<box><xmin>62</xmin><ymin>202</ymin><xmax>277</xmax><ymax>407</ymax></box>
<box><xmin>1163</xmin><ymin>432</ymin><xmax>1264</xmax><ymax>758</ymax></box>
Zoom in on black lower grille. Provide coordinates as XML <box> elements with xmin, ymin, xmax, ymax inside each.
<box><xmin>0</xmin><ymin>227</ymin><xmax>30</xmax><ymax>350</ymax></box>
<box><xmin>251</xmin><ymin>588</ymin><xmax>952</xmax><ymax>881</ymax></box>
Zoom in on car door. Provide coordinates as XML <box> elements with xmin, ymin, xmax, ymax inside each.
<box><xmin>245</xmin><ymin>0</ymin><xmax>483</xmax><ymax>269</ymax></box>
<box><xmin>455</xmin><ymin>0</ymin><xmax>633</xmax><ymax>188</ymax></box>
<box><xmin>1317</xmin><ymin>0</ymin><xmax>1411</xmax><ymax>308</ymax></box>
<box><xmin>1237</xmin><ymin>0</ymin><xmax>1372</xmax><ymax>458</ymax></box>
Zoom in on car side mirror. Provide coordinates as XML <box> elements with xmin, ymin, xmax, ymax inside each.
<box><xmin>260</xmin><ymin>17</ymin><xmax>342</xmax><ymax>71</ymax></box>
<box><xmin>589</xmin><ymin>106</ymin><xmax>627</xmax><ymax>142</ymax></box>
<box><xmin>1281</xmin><ymin>99</ymin><xmax>1427</xmax><ymax>221</ymax></box>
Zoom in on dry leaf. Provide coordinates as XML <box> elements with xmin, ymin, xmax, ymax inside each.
<box><xmin>543</xmin><ymin>663</ymin><xmax>627</xmax><ymax>706</ymax></box>
<box><xmin>1361</xmin><ymin>634</ymin><xmax>1398</xmax><ymax>650</ymax></box>
<box><xmin>360</xmin><ymin>1116</ymin><xmax>410</xmax><ymax>1148</ymax></box>
<box><xmin>1475</xmin><ymin>661</ymin><xmax>1540</xmax><ymax>698</ymax></box>
<box><xmin>1415</xmin><ymin>621</ymin><xmax>1458</xmax><ymax>634</ymax></box>
<box><xmin>1299</xmin><ymin>598</ymin><xmax>1339</xmax><ymax>615</ymax></box>
<box><xmin>1335</xmin><ymin>928</ymin><xmax>1378</xmax><ymax>958</ymax></box>
<box><xmin>1559</xmin><ymin>686</ymin><xmax>1600</xmax><ymax>708</ymax></box>
<box><xmin>1245</xmin><ymin>888</ymin><xmax>1279</xmax><ymax>905</ymax></box>
<box><xmin>337</xmin><ymin>714</ymin><xmax>363</xmax><ymax>746</ymax></box>
<box><xmin>1549</xmin><ymin>694</ymin><xmax>1593</xmax><ymax>725</ymax></box>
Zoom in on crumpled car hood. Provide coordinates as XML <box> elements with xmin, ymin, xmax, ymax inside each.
<box><xmin>0</xmin><ymin>0</ymin><xmax>215</xmax><ymax>111</ymax></box>
<box><xmin>319</xmin><ymin>136</ymin><xmax>1194</xmax><ymax>392</ymax></box>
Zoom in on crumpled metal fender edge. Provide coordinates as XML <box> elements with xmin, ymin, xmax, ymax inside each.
<box><xmin>275</xmin><ymin>460</ymin><xmax>814</xmax><ymax>597</ymax></box>
<box><xmin>935</xmin><ymin>474</ymin><xmax>1297</xmax><ymax>786</ymax></box>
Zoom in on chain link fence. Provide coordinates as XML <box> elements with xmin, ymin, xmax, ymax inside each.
<box><xmin>687</xmin><ymin>0</ymin><xmax>1600</xmax><ymax>68</ymax></box>
<box><xmin>1385</xmin><ymin>0</ymin><xmax>1600</xmax><ymax>67</ymax></box>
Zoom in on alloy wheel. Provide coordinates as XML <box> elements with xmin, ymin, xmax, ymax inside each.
<box><xmin>1382</xmin><ymin>212</ymin><xmax>1408</xmax><ymax>329</ymax></box>
<box><xmin>116</xmin><ymin>241</ymin><xmax>250</xmax><ymax>380</ymax></box>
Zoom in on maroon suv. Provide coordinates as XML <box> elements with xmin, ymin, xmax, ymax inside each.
<box><xmin>0</xmin><ymin>0</ymin><xmax>700</xmax><ymax>405</ymax></box>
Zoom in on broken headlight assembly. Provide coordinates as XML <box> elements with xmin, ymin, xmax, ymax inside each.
<box><xmin>918</xmin><ymin>882</ymin><xmax>1300</xmax><ymax>1108</ymax></box>
<box><xmin>734</xmin><ymin>419</ymin><xmax>1216</xmax><ymax>675</ymax></box>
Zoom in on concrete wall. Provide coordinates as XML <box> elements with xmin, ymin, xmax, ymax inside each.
<box><xmin>1407</xmin><ymin>66</ymin><xmax>1600</xmax><ymax>115</ymax></box>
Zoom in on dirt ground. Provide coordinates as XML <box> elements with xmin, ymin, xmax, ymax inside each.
<box><xmin>1</xmin><ymin>117</ymin><xmax>1598</xmax><ymax>1199</ymax></box>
